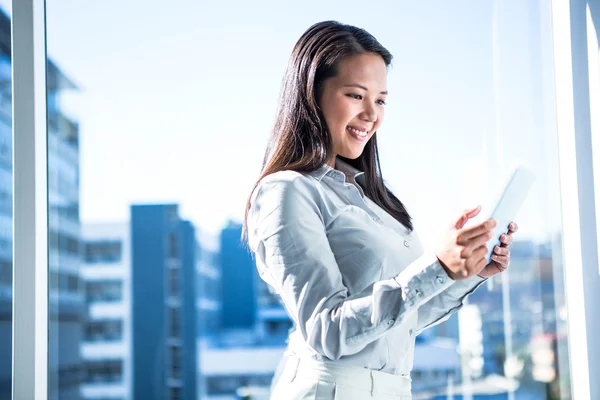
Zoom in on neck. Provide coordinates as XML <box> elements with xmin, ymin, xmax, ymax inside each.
<box><xmin>325</xmin><ymin>155</ymin><xmax>336</xmax><ymax>168</ymax></box>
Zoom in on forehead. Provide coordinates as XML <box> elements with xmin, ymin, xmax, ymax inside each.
<box><xmin>332</xmin><ymin>53</ymin><xmax>388</xmax><ymax>89</ymax></box>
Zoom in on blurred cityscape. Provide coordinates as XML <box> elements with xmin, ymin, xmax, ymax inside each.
<box><xmin>0</xmin><ymin>6</ymin><xmax>571</xmax><ymax>400</ymax></box>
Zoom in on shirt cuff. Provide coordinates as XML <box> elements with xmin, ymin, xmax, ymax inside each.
<box><xmin>392</xmin><ymin>253</ymin><xmax>455</xmax><ymax>308</ymax></box>
<box><xmin>444</xmin><ymin>273</ymin><xmax>487</xmax><ymax>298</ymax></box>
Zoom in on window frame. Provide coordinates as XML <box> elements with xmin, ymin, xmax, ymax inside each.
<box><xmin>10</xmin><ymin>0</ymin><xmax>600</xmax><ymax>399</ymax></box>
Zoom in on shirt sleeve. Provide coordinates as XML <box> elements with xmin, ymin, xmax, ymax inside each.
<box><xmin>247</xmin><ymin>172</ymin><xmax>457</xmax><ymax>361</ymax></box>
<box><xmin>414</xmin><ymin>273</ymin><xmax>488</xmax><ymax>335</ymax></box>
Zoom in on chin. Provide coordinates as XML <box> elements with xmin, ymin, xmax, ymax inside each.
<box><xmin>340</xmin><ymin>150</ymin><xmax>364</xmax><ymax>160</ymax></box>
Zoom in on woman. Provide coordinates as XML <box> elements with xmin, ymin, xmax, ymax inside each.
<box><xmin>243</xmin><ymin>20</ymin><xmax>518</xmax><ymax>400</ymax></box>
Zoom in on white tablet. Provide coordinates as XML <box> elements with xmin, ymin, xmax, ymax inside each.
<box><xmin>484</xmin><ymin>165</ymin><xmax>535</xmax><ymax>263</ymax></box>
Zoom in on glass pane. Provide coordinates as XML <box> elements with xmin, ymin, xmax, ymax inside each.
<box><xmin>0</xmin><ymin>3</ymin><xmax>11</xmax><ymax>399</ymax></box>
<box><xmin>45</xmin><ymin>1</ymin><xmax>572</xmax><ymax>399</ymax></box>
<box><xmin>46</xmin><ymin>26</ymin><xmax>84</xmax><ymax>400</ymax></box>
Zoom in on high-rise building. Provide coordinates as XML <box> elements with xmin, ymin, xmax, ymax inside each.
<box><xmin>219</xmin><ymin>221</ymin><xmax>258</xmax><ymax>330</ymax></box>
<box><xmin>80</xmin><ymin>204</ymin><xmax>200</xmax><ymax>400</ymax></box>
<box><xmin>196</xmin><ymin>229</ymin><xmax>221</xmax><ymax>340</ymax></box>
<box><xmin>130</xmin><ymin>204</ymin><xmax>198</xmax><ymax>400</ymax></box>
<box><xmin>80</xmin><ymin>222</ymin><xmax>132</xmax><ymax>400</ymax></box>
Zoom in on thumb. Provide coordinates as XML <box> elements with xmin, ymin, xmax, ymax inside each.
<box><xmin>454</xmin><ymin>205</ymin><xmax>482</xmax><ymax>229</ymax></box>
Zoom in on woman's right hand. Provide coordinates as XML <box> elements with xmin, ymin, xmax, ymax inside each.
<box><xmin>435</xmin><ymin>205</ymin><xmax>496</xmax><ymax>280</ymax></box>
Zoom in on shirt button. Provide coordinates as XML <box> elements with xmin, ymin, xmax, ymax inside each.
<box><xmin>415</xmin><ymin>289</ymin><xmax>422</xmax><ymax>297</ymax></box>
<box><xmin>409</xmin><ymin>328</ymin><xmax>414</xmax><ymax>336</ymax></box>
<box><xmin>404</xmin><ymin>240</ymin><xmax>410</xmax><ymax>247</ymax></box>
<box><xmin>436</xmin><ymin>276</ymin><xmax>445</xmax><ymax>285</ymax></box>
<box><xmin>387</xmin><ymin>319</ymin><xmax>395</xmax><ymax>326</ymax></box>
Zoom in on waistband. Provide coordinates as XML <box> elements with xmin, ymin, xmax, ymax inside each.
<box><xmin>286</xmin><ymin>355</ymin><xmax>412</xmax><ymax>397</ymax></box>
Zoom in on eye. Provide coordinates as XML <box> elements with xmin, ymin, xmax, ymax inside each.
<box><xmin>347</xmin><ymin>93</ymin><xmax>362</xmax><ymax>100</ymax></box>
<box><xmin>377</xmin><ymin>99</ymin><xmax>387</xmax><ymax>106</ymax></box>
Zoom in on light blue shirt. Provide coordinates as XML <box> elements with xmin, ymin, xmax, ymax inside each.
<box><xmin>247</xmin><ymin>157</ymin><xmax>486</xmax><ymax>376</ymax></box>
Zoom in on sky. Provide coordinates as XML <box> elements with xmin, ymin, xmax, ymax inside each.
<box><xmin>5</xmin><ymin>0</ymin><xmax>561</xmax><ymax>245</ymax></box>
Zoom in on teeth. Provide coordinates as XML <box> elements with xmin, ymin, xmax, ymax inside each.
<box><xmin>347</xmin><ymin>126</ymin><xmax>368</xmax><ymax>137</ymax></box>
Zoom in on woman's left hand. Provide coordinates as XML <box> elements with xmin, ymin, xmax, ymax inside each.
<box><xmin>477</xmin><ymin>221</ymin><xmax>518</xmax><ymax>279</ymax></box>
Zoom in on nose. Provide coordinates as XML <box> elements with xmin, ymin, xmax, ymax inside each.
<box><xmin>360</xmin><ymin>102</ymin><xmax>377</xmax><ymax>123</ymax></box>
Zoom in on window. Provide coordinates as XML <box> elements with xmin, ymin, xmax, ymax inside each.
<box><xmin>169</xmin><ymin>345</ymin><xmax>182</xmax><ymax>380</ymax></box>
<box><xmin>37</xmin><ymin>0</ymin><xmax>599</xmax><ymax>399</ymax></box>
<box><xmin>168</xmin><ymin>387</ymin><xmax>182</xmax><ymax>400</ymax></box>
<box><xmin>168</xmin><ymin>268</ymin><xmax>180</xmax><ymax>297</ymax></box>
<box><xmin>85</xmin><ymin>281</ymin><xmax>122</xmax><ymax>303</ymax></box>
<box><xmin>0</xmin><ymin>260</ymin><xmax>10</xmax><ymax>286</ymax></box>
<box><xmin>168</xmin><ymin>306</ymin><xmax>181</xmax><ymax>339</ymax></box>
<box><xmin>85</xmin><ymin>320</ymin><xmax>123</xmax><ymax>342</ymax></box>
<box><xmin>84</xmin><ymin>240</ymin><xmax>122</xmax><ymax>263</ymax></box>
<box><xmin>168</xmin><ymin>232</ymin><xmax>179</xmax><ymax>259</ymax></box>
<box><xmin>84</xmin><ymin>360</ymin><xmax>123</xmax><ymax>383</ymax></box>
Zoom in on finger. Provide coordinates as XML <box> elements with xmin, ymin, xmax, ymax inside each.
<box><xmin>508</xmin><ymin>222</ymin><xmax>519</xmax><ymax>233</ymax></box>
<box><xmin>466</xmin><ymin>244</ymin><xmax>489</xmax><ymax>268</ymax></box>
<box><xmin>474</xmin><ymin>256</ymin><xmax>488</xmax><ymax>273</ymax></box>
<box><xmin>490</xmin><ymin>254</ymin><xmax>510</xmax><ymax>268</ymax></box>
<box><xmin>493</xmin><ymin>245</ymin><xmax>509</xmax><ymax>256</ymax></box>
<box><xmin>455</xmin><ymin>206</ymin><xmax>481</xmax><ymax>229</ymax></box>
<box><xmin>454</xmin><ymin>214</ymin><xmax>468</xmax><ymax>230</ymax></box>
<box><xmin>464</xmin><ymin>230</ymin><xmax>495</xmax><ymax>253</ymax></box>
<box><xmin>459</xmin><ymin>219</ymin><xmax>497</xmax><ymax>242</ymax></box>
<box><xmin>499</xmin><ymin>234</ymin><xmax>513</xmax><ymax>247</ymax></box>
<box><xmin>465</xmin><ymin>205</ymin><xmax>482</xmax><ymax>218</ymax></box>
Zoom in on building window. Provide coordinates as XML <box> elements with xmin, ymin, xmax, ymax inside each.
<box><xmin>169</xmin><ymin>345</ymin><xmax>182</xmax><ymax>380</ymax></box>
<box><xmin>168</xmin><ymin>387</ymin><xmax>182</xmax><ymax>400</ymax></box>
<box><xmin>168</xmin><ymin>232</ymin><xmax>179</xmax><ymax>259</ymax></box>
<box><xmin>84</xmin><ymin>240</ymin><xmax>122</xmax><ymax>263</ymax></box>
<box><xmin>0</xmin><ymin>260</ymin><xmax>10</xmax><ymax>286</ymax></box>
<box><xmin>168</xmin><ymin>268</ymin><xmax>180</xmax><ymax>297</ymax></box>
<box><xmin>84</xmin><ymin>360</ymin><xmax>123</xmax><ymax>383</ymax></box>
<box><xmin>85</xmin><ymin>280</ymin><xmax>122</xmax><ymax>303</ymax></box>
<box><xmin>85</xmin><ymin>320</ymin><xmax>123</xmax><ymax>342</ymax></box>
<box><xmin>49</xmin><ymin>230</ymin><xmax>80</xmax><ymax>256</ymax></box>
<box><xmin>48</xmin><ymin>271</ymin><xmax>80</xmax><ymax>294</ymax></box>
<box><xmin>168</xmin><ymin>306</ymin><xmax>181</xmax><ymax>339</ymax></box>
<box><xmin>66</xmin><ymin>273</ymin><xmax>79</xmax><ymax>293</ymax></box>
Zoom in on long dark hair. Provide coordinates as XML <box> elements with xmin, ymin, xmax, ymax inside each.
<box><xmin>243</xmin><ymin>20</ymin><xmax>413</xmax><ymax>240</ymax></box>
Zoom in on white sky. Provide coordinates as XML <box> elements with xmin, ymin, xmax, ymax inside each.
<box><xmin>7</xmin><ymin>0</ymin><xmax>562</xmax><ymax>245</ymax></box>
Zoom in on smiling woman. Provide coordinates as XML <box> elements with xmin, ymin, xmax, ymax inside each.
<box><xmin>243</xmin><ymin>20</ymin><xmax>512</xmax><ymax>399</ymax></box>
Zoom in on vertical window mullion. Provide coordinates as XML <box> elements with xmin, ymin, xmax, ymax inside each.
<box><xmin>551</xmin><ymin>0</ymin><xmax>600</xmax><ymax>399</ymax></box>
<box><xmin>11</xmin><ymin>0</ymin><xmax>48</xmax><ymax>399</ymax></box>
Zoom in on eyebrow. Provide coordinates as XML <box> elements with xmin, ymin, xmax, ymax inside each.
<box><xmin>343</xmin><ymin>84</ymin><xmax>388</xmax><ymax>95</ymax></box>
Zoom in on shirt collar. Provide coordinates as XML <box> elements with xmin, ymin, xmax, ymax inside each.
<box><xmin>309</xmin><ymin>157</ymin><xmax>365</xmax><ymax>182</ymax></box>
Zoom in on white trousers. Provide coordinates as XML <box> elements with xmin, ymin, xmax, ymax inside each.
<box><xmin>270</xmin><ymin>355</ymin><xmax>412</xmax><ymax>400</ymax></box>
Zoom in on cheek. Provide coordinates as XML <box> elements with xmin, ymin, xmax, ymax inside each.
<box><xmin>377</xmin><ymin>109</ymin><xmax>385</xmax><ymax>126</ymax></box>
<box><xmin>333</xmin><ymin>101</ymin><xmax>355</xmax><ymax>124</ymax></box>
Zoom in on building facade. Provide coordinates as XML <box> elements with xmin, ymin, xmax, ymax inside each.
<box><xmin>80</xmin><ymin>223</ymin><xmax>132</xmax><ymax>400</ymax></box>
<box><xmin>80</xmin><ymin>205</ymin><xmax>200</xmax><ymax>400</ymax></box>
<box><xmin>130</xmin><ymin>204</ymin><xmax>198</xmax><ymax>400</ymax></box>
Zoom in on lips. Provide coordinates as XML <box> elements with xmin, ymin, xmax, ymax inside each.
<box><xmin>347</xmin><ymin>125</ymin><xmax>370</xmax><ymax>133</ymax></box>
<box><xmin>346</xmin><ymin>126</ymin><xmax>369</xmax><ymax>141</ymax></box>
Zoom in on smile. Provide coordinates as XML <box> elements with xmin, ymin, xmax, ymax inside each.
<box><xmin>346</xmin><ymin>126</ymin><xmax>368</xmax><ymax>139</ymax></box>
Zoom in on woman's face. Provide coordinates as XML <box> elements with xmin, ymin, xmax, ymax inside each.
<box><xmin>318</xmin><ymin>52</ymin><xmax>388</xmax><ymax>167</ymax></box>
